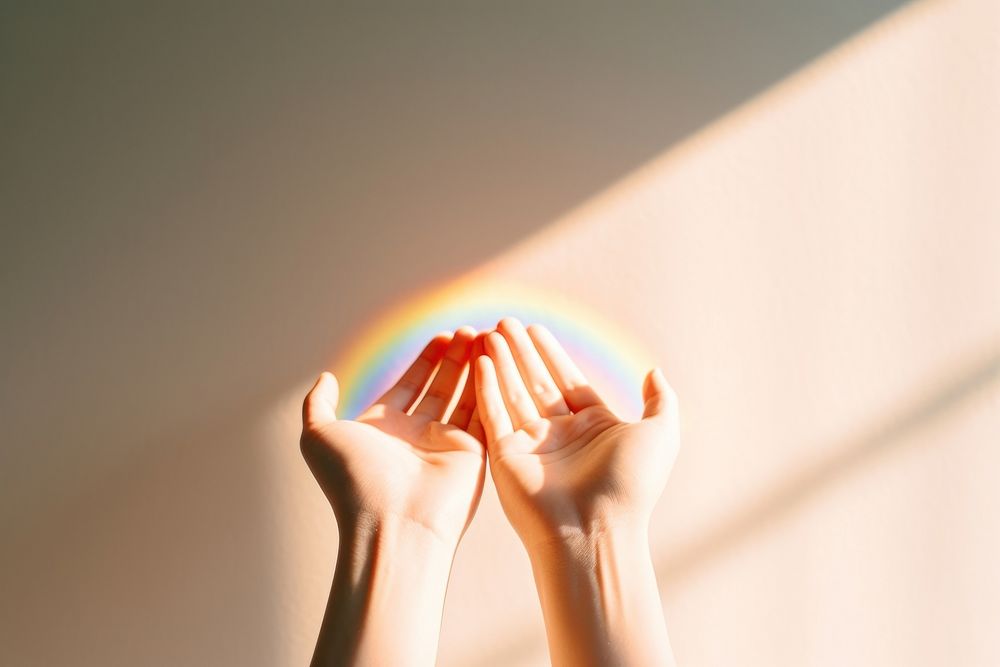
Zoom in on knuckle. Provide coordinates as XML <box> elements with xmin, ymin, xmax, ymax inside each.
<box><xmin>510</xmin><ymin>391</ymin><xmax>530</xmax><ymax>406</ymax></box>
<box><xmin>531</xmin><ymin>380</ymin><xmax>556</xmax><ymax>396</ymax></box>
<box><xmin>421</xmin><ymin>419</ymin><xmax>443</xmax><ymax>440</ymax></box>
<box><xmin>300</xmin><ymin>417</ymin><xmax>323</xmax><ymax>441</ymax></box>
<box><xmin>424</xmin><ymin>386</ymin><xmax>452</xmax><ymax>400</ymax></box>
<box><xmin>299</xmin><ymin>429</ymin><xmax>320</xmax><ymax>458</ymax></box>
<box><xmin>301</xmin><ymin>391</ymin><xmax>317</xmax><ymax>420</ymax></box>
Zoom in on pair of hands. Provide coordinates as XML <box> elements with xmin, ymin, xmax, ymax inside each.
<box><xmin>301</xmin><ymin>318</ymin><xmax>679</xmax><ymax>666</ymax></box>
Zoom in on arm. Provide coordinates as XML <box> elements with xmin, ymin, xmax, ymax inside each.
<box><xmin>301</xmin><ymin>328</ymin><xmax>487</xmax><ymax>666</ymax></box>
<box><xmin>476</xmin><ymin>318</ymin><xmax>679</xmax><ymax>666</ymax></box>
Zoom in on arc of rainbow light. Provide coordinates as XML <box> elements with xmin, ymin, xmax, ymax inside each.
<box><xmin>331</xmin><ymin>280</ymin><xmax>656</xmax><ymax>421</ymax></box>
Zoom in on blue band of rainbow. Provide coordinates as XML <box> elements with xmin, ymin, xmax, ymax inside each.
<box><xmin>332</xmin><ymin>280</ymin><xmax>655</xmax><ymax>421</ymax></box>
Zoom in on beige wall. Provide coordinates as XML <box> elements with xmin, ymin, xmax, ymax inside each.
<box><xmin>2</xmin><ymin>0</ymin><xmax>999</xmax><ymax>665</ymax></box>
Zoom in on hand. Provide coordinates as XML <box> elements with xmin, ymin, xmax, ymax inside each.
<box><xmin>300</xmin><ymin>327</ymin><xmax>486</xmax><ymax>666</ymax></box>
<box><xmin>475</xmin><ymin>318</ymin><xmax>679</xmax><ymax>550</ymax></box>
<box><xmin>301</xmin><ymin>326</ymin><xmax>486</xmax><ymax>548</ymax></box>
<box><xmin>475</xmin><ymin>318</ymin><xmax>678</xmax><ymax>667</ymax></box>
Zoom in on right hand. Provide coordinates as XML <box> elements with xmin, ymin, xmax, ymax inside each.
<box><xmin>475</xmin><ymin>318</ymin><xmax>680</xmax><ymax>551</ymax></box>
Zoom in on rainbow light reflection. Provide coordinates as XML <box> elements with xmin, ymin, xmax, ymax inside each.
<box><xmin>333</xmin><ymin>280</ymin><xmax>655</xmax><ymax>421</ymax></box>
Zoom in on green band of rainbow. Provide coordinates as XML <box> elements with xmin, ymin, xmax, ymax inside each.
<box><xmin>333</xmin><ymin>280</ymin><xmax>655</xmax><ymax>421</ymax></box>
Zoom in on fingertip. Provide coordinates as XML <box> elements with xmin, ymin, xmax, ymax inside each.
<box><xmin>485</xmin><ymin>330</ymin><xmax>508</xmax><ymax>355</ymax></box>
<box><xmin>476</xmin><ymin>354</ymin><xmax>495</xmax><ymax>375</ymax></box>
<box><xmin>304</xmin><ymin>371</ymin><xmax>339</xmax><ymax>422</ymax></box>
<box><xmin>643</xmin><ymin>366</ymin><xmax>670</xmax><ymax>395</ymax></box>
<box><xmin>427</xmin><ymin>331</ymin><xmax>455</xmax><ymax>357</ymax></box>
<box><xmin>448</xmin><ymin>326</ymin><xmax>477</xmax><ymax>358</ymax></box>
<box><xmin>311</xmin><ymin>371</ymin><xmax>338</xmax><ymax>396</ymax></box>
<box><xmin>497</xmin><ymin>316</ymin><xmax>523</xmax><ymax>334</ymax></box>
<box><xmin>641</xmin><ymin>367</ymin><xmax>677</xmax><ymax>420</ymax></box>
<box><xmin>454</xmin><ymin>325</ymin><xmax>477</xmax><ymax>340</ymax></box>
<box><xmin>328</xmin><ymin>371</ymin><xmax>341</xmax><ymax>394</ymax></box>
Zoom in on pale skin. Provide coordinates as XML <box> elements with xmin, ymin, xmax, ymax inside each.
<box><xmin>479</xmin><ymin>318</ymin><xmax>679</xmax><ymax>667</ymax></box>
<box><xmin>301</xmin><ymin>319</ymin><xmax>679</xmax><ymax>666</ymax></box>
<box><xmin>300</xmin><ymin>326</ymin><xmax>487</xmax><ymax>666</ymax></box>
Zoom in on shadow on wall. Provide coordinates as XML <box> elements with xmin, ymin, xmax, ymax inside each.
<box><xmin>0</xmin><ymin>1</ymin><xmax>908</xmax><ymax>664</ymax></box>
<box><xmin>0</xmin><ymin>401</ymin><xmax>283</xmax><ymax>665</ymax></box>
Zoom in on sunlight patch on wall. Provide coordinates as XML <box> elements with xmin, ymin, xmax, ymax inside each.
<box><xmin>268</xmin><ymin>0</ymin><xmax>1000</xmax><ymax>663</ymax></box>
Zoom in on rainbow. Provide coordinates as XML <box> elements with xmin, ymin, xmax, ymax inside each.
<box><xmin>332</xmin><ymin>278</ymin><xmax>655</xmax><ymax>421</ymax></box>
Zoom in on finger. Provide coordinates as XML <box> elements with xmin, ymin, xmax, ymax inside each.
<box><xmin>642</xmin><ymin>367</ymin><xmax>678</xmax><ymax>421</ymax></box>
<box><xmin>466</xmin><ymin>407</ymin><xmax>486</xmax><ymax>444</ymax></box>
<box><xmin>375</xmin><ymin>332</ymin><xmax>453</xmax><ymax>412</ymax></box>
<box><xmin>497</xmin><ymin>317</ymin><xmax>569</xmax><ymax>417</ymax></box>
<box><xmin>448</xmin><ymin>332</ymin><xmax>487</xmax><ymax>429</ymax></box>
<box><xmin>526</xmin><ymin>324</ymin><xmax>606</xmax><ymax>412</ymax></box>
<box><xmin>485</xmin><ymin>331</ymin><xmax>540</xmax><ymax>428</ymax></box>
<box><xmin>413</xmin><ymin>326</ymin><xmax>477</xmax><ymax>420</ymax></box>
<box><xmin>474</xmin><ymin>355</ymin><xmax>513</xmax><ymax>443</ymax></box>
<box><xmin>303</xmin><ymin>371</ymin><xmax>339</xmax><ymax>428</ymax></box>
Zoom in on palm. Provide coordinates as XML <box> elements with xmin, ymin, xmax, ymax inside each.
<box><xmin>489</xmin><ymin>406</ymin><xmax>675</xmax><ymax>538</ymax></box>
<box><xmin>305</xmin><ymin>408</ymin><xmax>485</xmax><ymax>544</ymax></box>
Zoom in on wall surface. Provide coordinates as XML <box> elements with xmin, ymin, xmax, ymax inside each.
<box><xmin>2</xmin><ymin>0</ymin><xmax>999</xmax><ymax>665</ymax></box>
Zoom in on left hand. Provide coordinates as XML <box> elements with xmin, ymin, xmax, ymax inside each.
<box><xmin>300</xmin><ymin>327</ymin><xmax>487</xmax><ymax>549</ymax></box>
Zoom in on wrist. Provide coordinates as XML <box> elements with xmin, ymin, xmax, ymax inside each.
<box><xmin>335</xmin><ymin>511</ymin><xmax>457</xmax><ymax>587</ymax></box>
<box><xmin>526</xmin><ymin>517</ymin><xmax>651</xmax><ymax>579</ymax></box>
<box><xmin>338</xmin><ymin>509</ymin><xmax>460</xmax><ymax>555</ymax></box>
<box><xmin>316</xmin><ymin>513</ymin><xmax>455</xmax><ymax>666</ymax></box>
<box><xmin>520</xmin><ymin>507</ymin><xmax>650</xmax><ymax>563</ymax></box>
<box><xmin>524</xmin><ymin>516</ymin><xmax>672</xmax><ymax>667</ymax></box>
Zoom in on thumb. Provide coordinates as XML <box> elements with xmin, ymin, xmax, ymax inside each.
<box><xmin>303</xmin><ymin>371</ymin><xmax>339</xmax><ymax>426</ymax></box>
<box><xmin>641</xmin><ymin>367</ymin><xmax>676</xmax><ymax>421</ymax></box>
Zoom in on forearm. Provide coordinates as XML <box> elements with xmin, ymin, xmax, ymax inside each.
<box><xmin>311</xmin><ymin>516</ymin><xmax>455</xmax><ymax>667</ymax></box>
<box><xmin>528</xmin><ymin>522</ymin><xmax>674</xmax><ymax>667</ymax></box>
